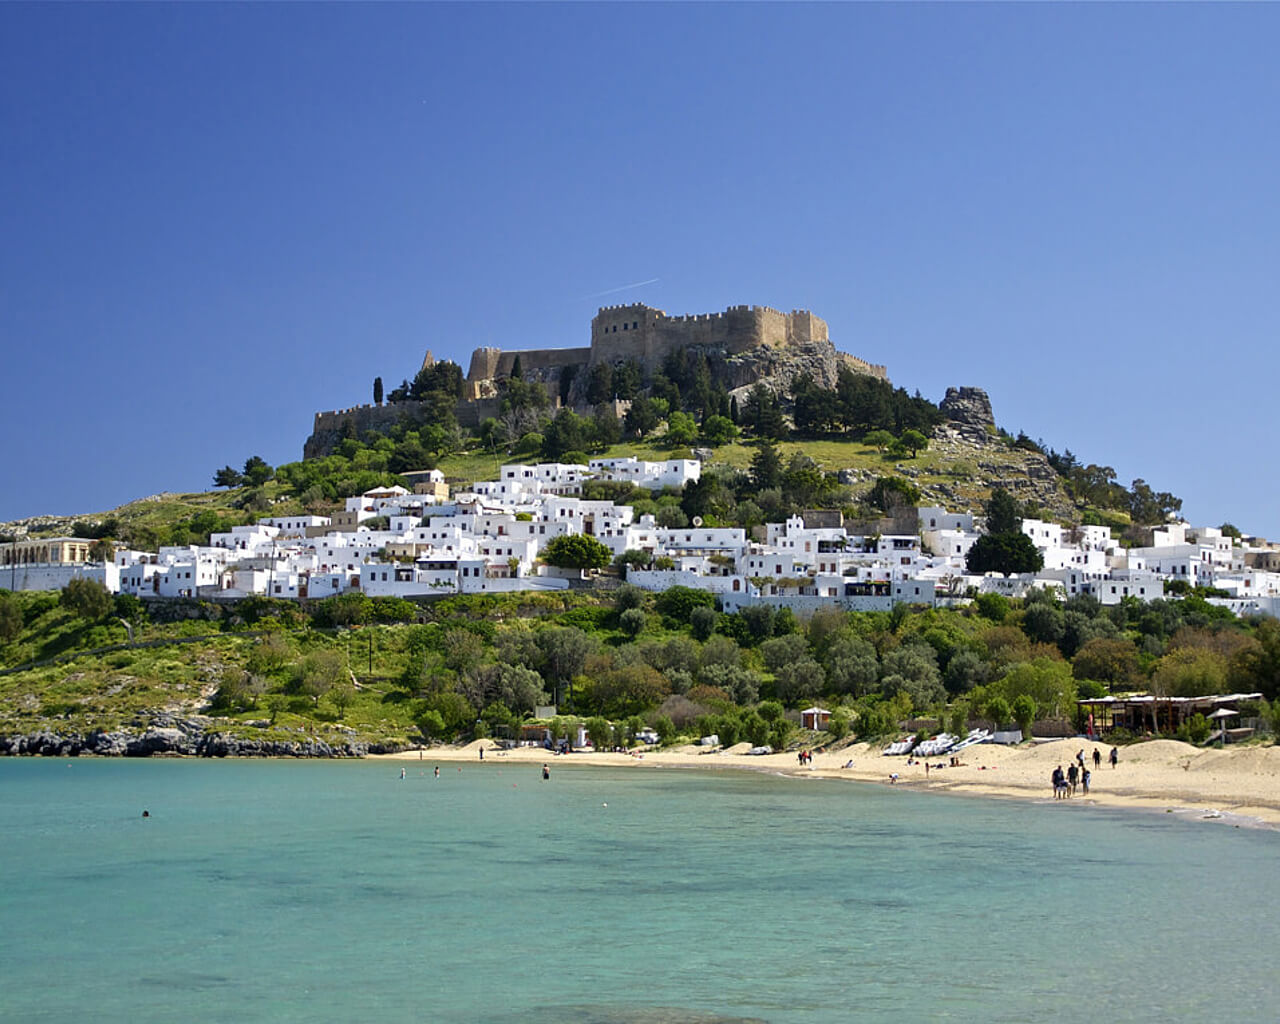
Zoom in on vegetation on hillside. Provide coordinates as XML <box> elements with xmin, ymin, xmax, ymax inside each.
<box><xmin>3</xmin><ymin>579</ymin><xmax>1277</xmax><ymax>750</ymax></box>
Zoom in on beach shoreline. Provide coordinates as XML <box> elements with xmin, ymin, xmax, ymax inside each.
<box><xmin>373</xmin><ymin>737</ymin><xmax>1280</xmax><ymax>829</ymax></box>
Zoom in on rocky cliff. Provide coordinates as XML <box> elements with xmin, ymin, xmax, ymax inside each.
<box><xmin>0</xmin><ymin>713</ymin><xmax>409</xmax><ymax>758</ymax></box>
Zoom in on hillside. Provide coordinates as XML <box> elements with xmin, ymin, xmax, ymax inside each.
<box><xmin>2</xmin><ymin>428</ymin><xmax>1080</xmax><ymax>544</ymax></box>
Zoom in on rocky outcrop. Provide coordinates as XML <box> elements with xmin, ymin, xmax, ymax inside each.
<box><xmin>939</xmin><ymin>387</ymin><xmax>995</xmax><ymax>440</ymax></box>
<box><xmin>724</xmin><ymin>340</ymin><xmax>846</xmax><ymax>395</ymax></box>
<box><xmin>0</xmin><ymin>714</ymin><xmax>403</xmax><ymax>758</ymax></box>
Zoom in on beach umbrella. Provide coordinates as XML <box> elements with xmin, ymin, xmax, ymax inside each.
<box><xmin>1207</xmin><ymin>707</ymin><xmax>1237</xmax><ymax>745</ymax></box>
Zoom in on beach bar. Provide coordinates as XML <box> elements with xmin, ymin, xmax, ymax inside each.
<box><xmin>1076</xmin><ymin>692</ymin><xmax>1261</xmax><ymax>736</ymax></box>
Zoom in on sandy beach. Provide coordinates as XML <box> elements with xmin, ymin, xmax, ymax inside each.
<box><xmin>376</xmin><ymin>737</ymin><xmax>1280</xmax><ymax>828</ymax></box>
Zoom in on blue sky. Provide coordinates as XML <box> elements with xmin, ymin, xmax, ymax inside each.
<box><xmin>3</xmin><ymin>3</ymin><xmax>1278</xmax><ymax>536</ymax></box>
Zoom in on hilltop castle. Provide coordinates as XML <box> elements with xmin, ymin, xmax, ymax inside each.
<box><xmin>460</xmin><ymin>302</ymin><xmax>884</xmax><ymax>401</ymax></box>
<box><xmin>304</xmin><ymin>302</ymin><xmax>886</xmax><ymax>458</ymax></box>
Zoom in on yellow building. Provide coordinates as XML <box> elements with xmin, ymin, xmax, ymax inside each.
<box><xmin>1</xmin><ymin>536</ymin><xmax>96</xmax><ymax>566</ymax></box>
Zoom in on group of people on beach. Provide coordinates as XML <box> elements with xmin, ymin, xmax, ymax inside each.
<box><xmin>1051</xmin><ymin>747</ymin><xmax>1115</xmax><ymax>799</ymax></box>
<box><xmin>797</xmin><ymin>749</ymin><xmax>815</xmax><ymax>766</ymax></box>
<box><xmin>1051</xmin><ymin>761</ymin><xmax>1089</xmax><ymax>798</ymax></box>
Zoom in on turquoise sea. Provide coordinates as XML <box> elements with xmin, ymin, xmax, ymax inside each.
<box><xmin>0</xmin><ymin>758</ymin><xmax>1275</xmax><ymax>1023</ymax></box>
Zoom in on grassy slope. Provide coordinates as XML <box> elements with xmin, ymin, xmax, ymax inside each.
<box><xmin>5</xmin><ymin>435</ymin><xmax>1073</xmax><ymax>539</ymax></box>
<box><xmin>0</xmin><ymin>590</ymin><xmax>624</xmax><ymax>744</ymax></box>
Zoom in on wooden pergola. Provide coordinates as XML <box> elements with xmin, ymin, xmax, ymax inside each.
<box><xmin>1077</xmin><ymin>693</ymin><xmax>1261</xmax><ymax>736</ymax></box>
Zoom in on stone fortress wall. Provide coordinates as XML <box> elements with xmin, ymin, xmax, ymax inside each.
<box><xmin>590</xmin><ymin>303</ymin><xmax>828</xmax><ymax>367</ymax></box>
<box><xmin>470</xmin><ymin>302</ymin><xmax>885</xmax><ymax>388</ymax></box>
<box><xmin>304</xmin><ymin>302</ymin><xmax>887</xmax><ymax>458</ymax></box>
<box><xmin>466</xmin><ymin>345</ymin><xmax>592</xmax><ymax>384</ymax></box>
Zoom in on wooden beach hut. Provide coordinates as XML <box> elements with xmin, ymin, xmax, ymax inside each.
<box><xmin>800</xmin><ymin>707</ymin><xmax>832</xmax><ymax>731</ymax></box>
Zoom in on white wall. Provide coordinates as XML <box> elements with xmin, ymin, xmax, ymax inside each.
<box><xmin>0</xmin><ymin>563</ymin><xmax>119</xmax><ymax>593</ymax></box>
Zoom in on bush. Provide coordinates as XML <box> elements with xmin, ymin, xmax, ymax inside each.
<box><xmin>654</xmin><ymin>586</ymin><xmax>716</xmax><ymax>625</ymax></box>
<box><xmin>585</xmin><ymin>716</ymin><xmax>613</xmax><ymax>750</ymax></box>
<box><xmin>985</xmin><ymin>696</ymin><xmax>1012</xmax><ymax>730</ymax></box>
<box><xmin>370</xmin><ymin>597</ymin><xmax>418</xmax><ymax>623</ymax></box>
<box><xmin>827</xmin><ymin>708</ymin><xmax>851</xmax><ymax>739</ymax></box>
<box><xmin>417</xmin><ymin>709</ymin><xmax>447</xmax><ymax>739</ymax></box>
<box><xmin>618</xmin><ymin>608</ymin><xmax>647</xmax><ymax>638</ymax></box>
<box><xmin>113</xmin><ymin>593</ymin><xmax>146</xmax><ymax>623</ymax></box>
<box><xmin>0</xmin><ymin>591</ymin><xmax>22</xmax><ymax>644</ymax></box>
<box><xmin>511</xmin><ymin>432</ymin><xmax>544</xmax><ymax>458</ymax></box>
<box><xmin>310</xmin><ymin>593</ymin><xmax>371</xmax><ymax>628</ymax></box>
<box><xmin>716</xmin><ymin>713</ymin><xmax>742</xmax><ymax>747</ymax></box>
<box><xmin>614</xmin><ymin>584</ymin><xmax>645</xmax><ymax>613</ymax></box>
<box><xmin>1012</xmin><ymin>694</ymin><xmax>1036</xmax><ymax>737</ymax></box>
<box><xmin>690</xmin><ymin>605</ymin><xmax>717</xmax><ymax>641</ymax></box>
<box><xmin>61</xmin><ymin>578</ymin><xmax>113</xmax><ymax>621</ymax></box>
<box><xmin>652</xmin><ymin>714</ymin><xmax>676</xmax><ymax>744</ymax></box>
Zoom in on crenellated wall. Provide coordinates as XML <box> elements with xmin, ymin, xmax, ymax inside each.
<box><xmin>586</xmin><ymin>303</ymin><xmax>830</xmax><ymax>368</ymax></box>
<box><xmin>306</xmin><ymin>302</ymin><xmax>887</xmax><ymax>458</ymax></box>
<box><xmin>459</xmin><ymin>302</ymin><xmax>867</xmax><ymax>389</ymax></box>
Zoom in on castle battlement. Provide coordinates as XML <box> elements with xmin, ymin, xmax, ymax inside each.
<box><xmin>306</xmin><ymin>301</ymin><xmax>889</xmax><ymax>459</ymax></box>
<box><xmin>457</xmin><ymin>303</ymin><xmax>882</xmax><ymax>396</ymax></box>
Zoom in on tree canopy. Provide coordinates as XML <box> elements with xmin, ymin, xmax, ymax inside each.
<box><xmin>541</xmin><ymin>534</ymin><xmax>612</xmax><ymax>571</ymax></box>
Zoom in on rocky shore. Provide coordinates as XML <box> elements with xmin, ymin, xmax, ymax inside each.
<box><xmin>0</xmin><ymin>714</ymin><xmax>407</xmax><ymax>758</ymax></box>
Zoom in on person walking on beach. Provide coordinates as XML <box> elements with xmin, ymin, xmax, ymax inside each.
<box><xmin>1110</xmin><ymin>747</ymin><xmax>1119</xmax><ymax>769</ymax></box>
<box><xmin>479</xmin><ymin>746</ymin><xmax>484</xmax><ymax>761</ymax></box>
<box><xmin>1093</xmin><ymin>748</ymin><xmax>1102</xmax><ymax>770</ymax></box>
<box><xmin>1076</xmin><ymin>749</ymin><xmax>1085</xmax><ymax>770</ymax></box>
<box><xmin>1067</xmin><ymin>762</ymin><xmax>1078</xmax><ymax>796</ymax></box>
<box><xmin>1081</xmin><ymin>767</ymin><xmax>1091</xmax><ymax>795</ymax></box>
<box><xmin>1052</xmin><ymin>765</ymin><xmax>1066</xmax><ymax>799</ymax></box>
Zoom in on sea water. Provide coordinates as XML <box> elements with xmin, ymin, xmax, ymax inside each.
<box><xmin>0</xmin><ymin>758</ymin><xmax>1275</xmax><ymax>1023</ymax></box>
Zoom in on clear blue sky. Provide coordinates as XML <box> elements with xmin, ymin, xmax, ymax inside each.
<box><xmin>3</xmin><ymin>4</ymin><xmax>1278</xmax><ymax>536</ymax></box>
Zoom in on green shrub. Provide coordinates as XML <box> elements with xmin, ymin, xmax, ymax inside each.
<box><xmin>654</xmin><ymin>586</ymin><xmax>716</xmax><ymax>624</ymax></box>
<box><xmin>1186</xmin><ymin>713</ymin><xmax>1211</xmax><ymax>744</ymax></box>
<box><xmin>690</xmin><ymin>605</ymin><xmax>717</xmax><ymax>641</ymax></box>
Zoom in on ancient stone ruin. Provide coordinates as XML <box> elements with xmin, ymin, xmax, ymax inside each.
<box><xmin>304</xmin><ymin>302</ymin><xmax>887</xmax><ymax>458</ymax></box>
